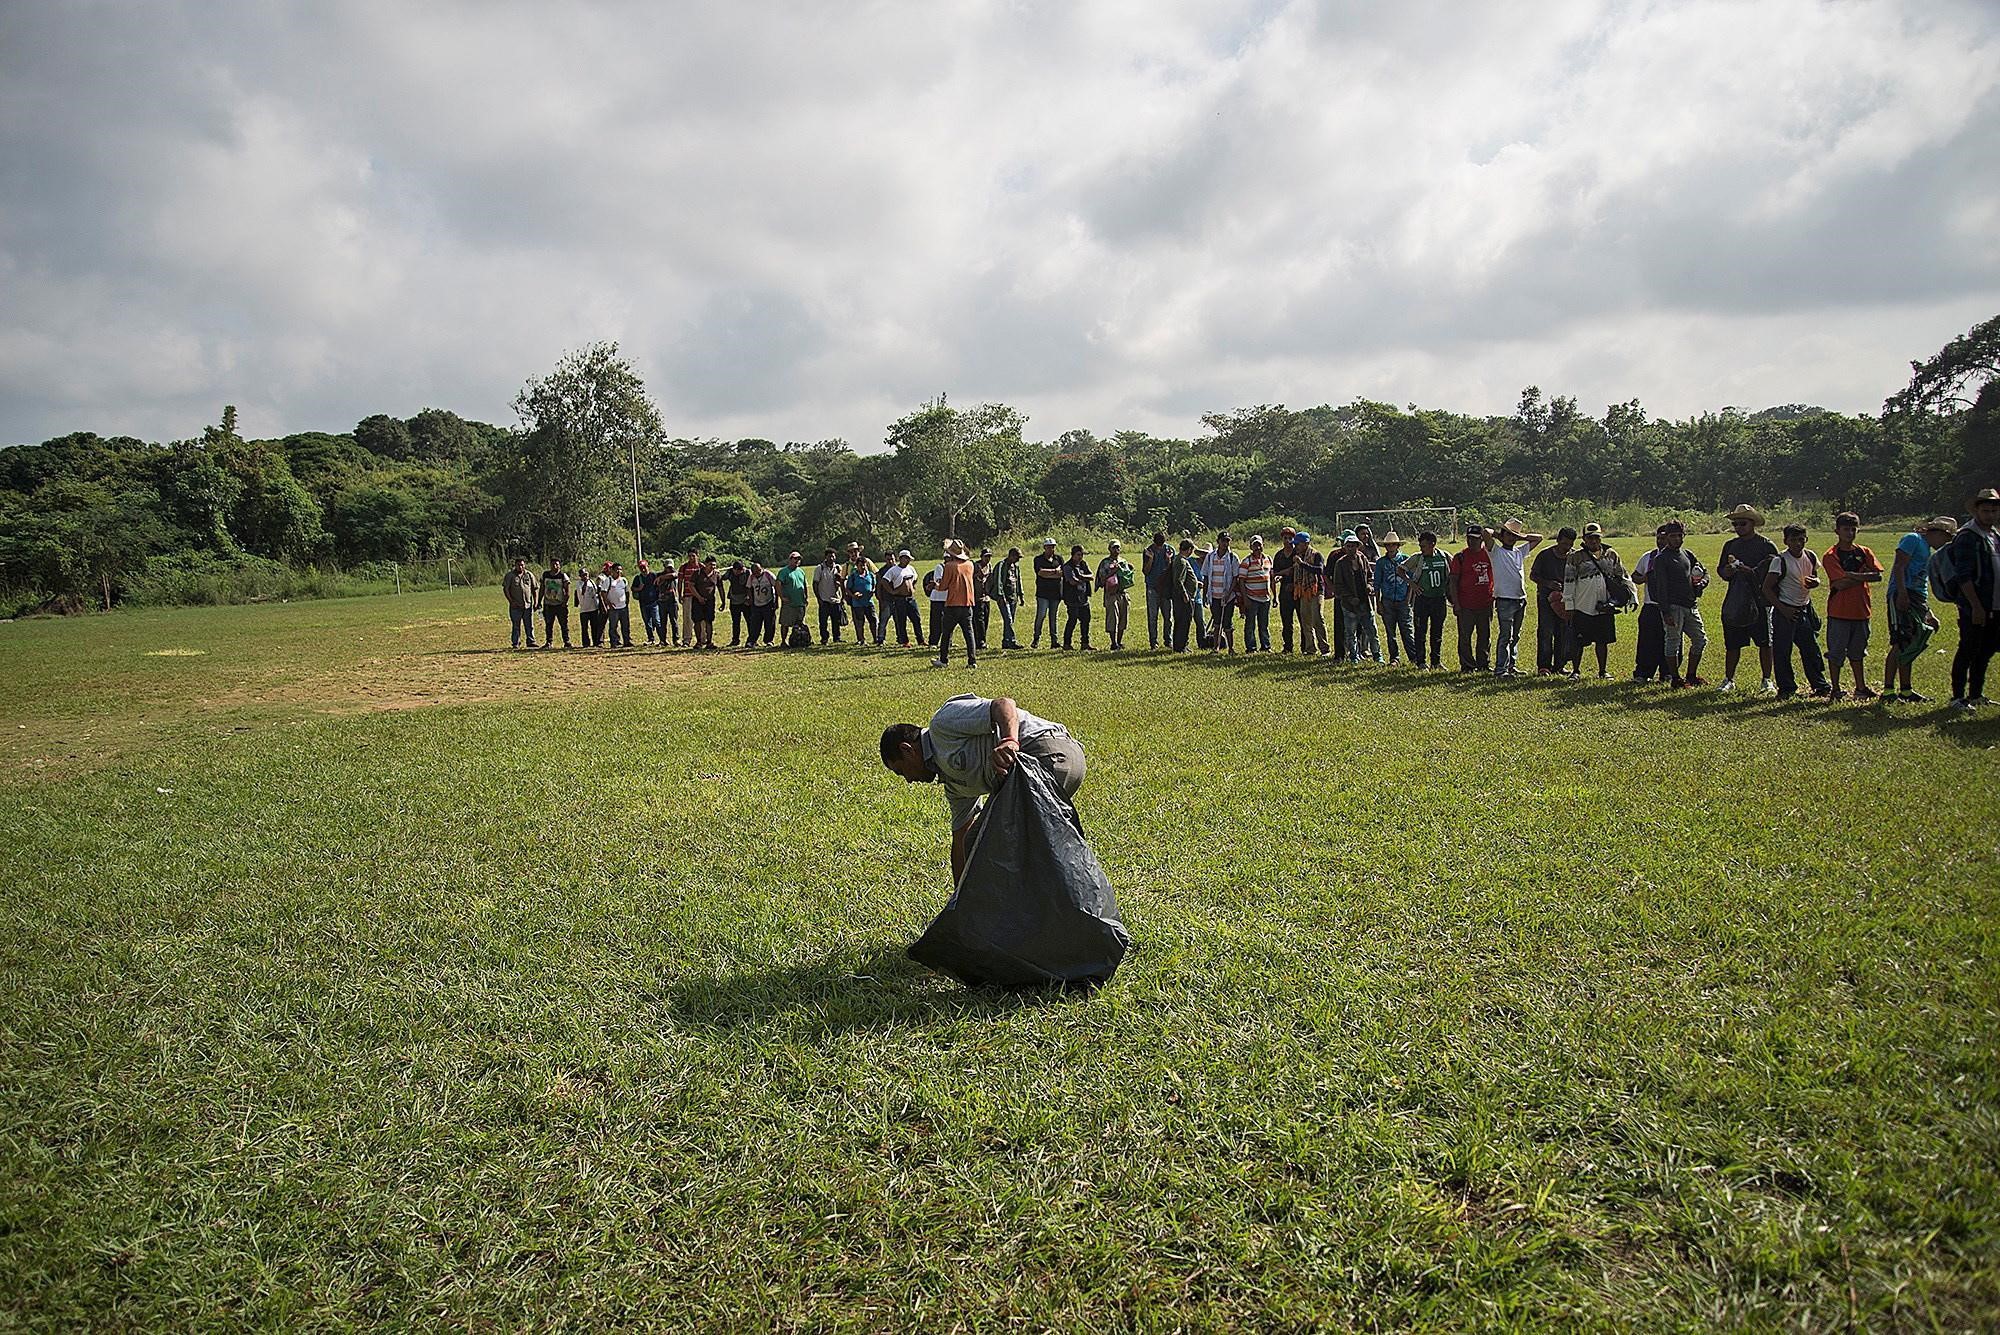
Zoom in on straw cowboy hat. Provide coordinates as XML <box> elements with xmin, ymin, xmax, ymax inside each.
<box><xmin>1725</xmin><ymin>503</ymin><xmax>1764</xmax><ymax>525</ymax></box>
<box><xmin>1381</xmin><ymin>530</ymin><xmax>1403</xmax><ymax>545</ymax></box>
<box><xmin>1500</xmin><ymin>518</ymin><xmax>1528</xmax><ymax>538</ymax></box>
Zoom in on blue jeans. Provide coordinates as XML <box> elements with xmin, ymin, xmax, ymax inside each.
<box><xmin>1146</xmin><ymin>587</ymin><xmax>1168</xmax><ymax>648</ymax></box>
<box><xmin>1342</xmin><ymin>604</ymin><xmax>1380</xmax><ymax>661</ymax></box>
<box><xmin>886</xmin><ymin>596</ymin><xmax>922</xmax><ymax>645</ymax></box>
<box><xmin>1379</xmin><ymin>598</ymin><xmax>1414</xmax><ymax>661</ymax></box>
<box><xmin>1033</xmin><ymin>596</ymin><xmax>1062</xmax><ymax>647</ymax></box>
<box><xmin>998</xmin><ymin>599</ymin><xmax>1020</xmax><ymax>647</ymax></box>
<box><xmin>1243</xmin><ymin>599</ymin><xmax>1271</xmax><ymax>650</ymax></box>
<box><xmin>640</xmin><ymin>601</ymin><xmax>664</xmax><ymax>642</ymax></box>
<box><xmin>1772</xmin><ymin>604</ymin><xmax>1827</xmax><ymax>695</ymax></box>
<box><xmin>1493</xmin><ymin>597</ymin><xmax>1526</xmax><ymax>675</ymax></box>
<box><xmin>509</xmin><ymin>606</ymin><xmax>536</xmax><ymax>647</ymax></box>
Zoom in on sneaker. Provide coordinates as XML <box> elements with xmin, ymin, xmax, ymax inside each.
<box><xmin>1684</xmin><ymin>676</ymin><xmax>1707</xmax><ymax>688</ymax></box>
<box><xmin>1762</xmin><ymin>679</ymin><xmax>1778</xmax><ymax>694</ymax></box>
<box><xmin>1716</xmin><ymin>679</ymin><xmax>1736</xmax><ymax>692</ymax></box>
<box><xmin>1903</xmin><ymin>691</ymin><xmax>1930</xmax><ymax>703</ymax></box>
<box><xmin>1852</xmin><ymin>685</ymin><xmax>1878</xmax><ymax>701</ymax></box>
<box><xmin>1973</xmin><ymin>696</ymin><xmax>1995</xmax><ymax>708</ymax></box>
<box><xmin>930</xmin><ymin>657</ymin><xmax>947</xmax><ymax>667</ymax></box>
<box><xmin>1948</xmin><ymin>698</ymin><xmax>1972</xmax><ymax>713</ymax></box>
<box><xmin>1826</xmin><ymin>688</ymin><xmax>1847</xmax><ymax>702</ymax></box>
<box><xmin>1775</xmin><ymin>689</ymin><xmax>1798</xmax><ymax>701</ymax></box>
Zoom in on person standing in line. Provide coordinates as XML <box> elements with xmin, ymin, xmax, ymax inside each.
<box><xmin>1202</xmin><ymin>532</ymin><xmax>1240</xmax><ymax>654</ymax></box>
<box><xmin>971</xmin><ymin>548</ymin><xmax>994</xmax><ymax>649</ymax></box>
<box><xmin>1332</xmin><ymin>531</ymin><xmax>1380</xmax><ymax>662</ymax></box>
<box><xmin>723</xmin><ymin>559</ymin><xmax>752</xmax><ymax>646</ymax></box>
<box><xmin>1272</xmin><ymin>525</ymin><xmax>1298</xmax><ymax>653</ymax></box>
<box><xmin>933</xmin><ymin>540</ymin><xmax>978</xmax><ymax>667</ymax></box>
<box><xmin>1190</xmin><ymin>538</ymin><xmax>1212</xmax><ymax>650</ymax></box>
<box><xmin>602</xmin><ymin>562</ymin><xmax>632</xmax><ymax>648</ymax></box>
<box><xmin>1529</xmin><ymin>528</ymin><xmax>1573</xmax><ymax>675</ymax></box>
<box><xmin>1061</xmin><ymin>543</ymin><xmax>1095</xmax><ymax>650</ymax></box>
<box><xmin>1141</xmin><ymin>531</ymin><xmax>1172</xmax><ymax>650</ymax></box>
<box><xmin>1408</xmin><ymin>531</ymin><xmax>1450</xmax><ymax>670</ymax></box>
<box><xmin>1291</xmin><ymin>532</ymin><xmax>1328</xmax><ymax>656</ymax></box>
<box><xmin>995</xmin><ymin>547</ymin><xmax>1026</xmax><ymax>649</ymax></box>
<box><xmin>878</xmin><ymin>549</ymin><xmax>921</xmax><ymax>647</ymax></box>
<box><xmin>1944</xmin><ymin>487</ymin><xmax>2000</xmax><ymax>712</ymax></box>
<box><xmin>1487</xmin><ymin>519</ymin><xmax>1542</xmax><ymax>678</ymax></box>
<box><xmin>503</xmin><ymin>557</ymin><xmax>540</xmax><ymax>649</ymax></box>
<box><xmin>633</xmin><ymin>559</ymin><xmax>663</xmax><ymax>645</ymax></box>
<box><xmin>1821</xmin><ymin>512</ymin><xmax>1882</xmax><ymax>700</ymax></box>
<box><xmin>1648</xmin><ymin>521</ymin><xmax>1708</xmax><ymax>688</ymax></box>
<box><xmin>1097</xmin><ymin>540</ymin><xmax>1134</xmax><ymax>650</ymax></box>
<box><xmin>1715</xmin><ymin>505</ymin><xmax>1778</xmax><ymax>693</ymax></box>
<box><xmin>777</xmin><ymin>552</ymin><xmax>810</xmax><ymax>648</ymax></box>
<box><xmin>1373</xmin><ymin>532</ymin><xmax>1414</xmax><ymax>665</ymax></box>
<box><xmin>1882</xmin><ymin>516</ymin><xmax>1955</xmax><ymax>703</ymax></box>
<box><xmin>575</xmin><ymin>561</ymin><xmax>603</xmax><ymax>647</ymax></box>
<box><xmin>1032</xmin><ymin>539</ymin><xmax>1065</xmax><ymax>648</ymax></box>
<box><xmin>845</xmin><ymin>552</ymin><xmax>878</xmax><ymax>645</ymax></box>
<box><xmin>747</xmin><ymin>560</ymin><xmax>778</xmax><ymax>647</ymax></box>
<box><xmin>1448</xmin><ymin>525</ymin><xmax>1495</xmax><ymax>672</ymax></box>
<box><xmin>1239</xmin><ymin>535</ymin><xmax>1273</xmax><ymax>651</ymax></box>
<box><xmin>658</xmin><ymin>560</ymin><xmax>683</xmax><ymax>647</ymax></box>
<box><xmin>813</xmin><ymin>548</ymin><xmax>847</xmax><ymax>643</ymax></box>
<box><xmin>922</xmin><ymin>556</ymin><xmax>949</xmax><ymax>648</ymax></box>
<box><xmin>1762</xmin><ymin>524</ymin><xmax>1831</xmax><ymax>700</ymax></box>
<box><xmin>1561</xmin><ymin>523</ymin><xmax>1628</xmax><ymax>678</ymax></box>
<box><xmin>1167</xmin><ymin>537</ymin><xmax>1199</xmax><ymax>651</ymax></box>
<box><xmin>686</xmin><ymin>556</ymin><xmax>719</xmax><ymax>650</ymax></box>
<box><xmin>539</xmin><ymin>558</ymin><xmax>572</xmax><ymax>649</ymax></box>
<box><xmin>1630</xmin><ymin>527</ymin><xmax>1670</xmax><ymax>682</ymax></box>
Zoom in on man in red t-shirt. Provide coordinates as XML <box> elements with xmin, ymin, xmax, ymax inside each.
<box><xmin>1447</xmin><ymin>526</ymin><xmax>1496</xmax><ymax>672</ymax></box>
<box><xmin>1822</xmin><ymin>510</ymin><xmax>1882</xmax><ymax>700</ymax></box>
<box><xmin>934</xmin><ymin>540</ymin><xmax>978</xmax><ymax>668</ymax></box>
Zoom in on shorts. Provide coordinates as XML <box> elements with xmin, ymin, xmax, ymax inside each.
<box><xmin>1571</xmin><ymin>611</ymin><xmax>1617</xmax><ymax>646</ymax></box>
<box><xmin>690</xmin><ymin>599</ymin><xmax>715</xmax><ymax>624</ymax></box>
<box><xmin>1722</xmin><ymin>609</ymin><xmax>1771</xmax><ymax>651</ymax></box>
<box><xmin>1888</xmin><ymin>597</ymin><xmax>1927</xmax><ymax>647</ymax></box>
<box><xmin>1825</xmin><ymin>616</ymin><xmax>1870</xmax><ymax>660</ymax></box>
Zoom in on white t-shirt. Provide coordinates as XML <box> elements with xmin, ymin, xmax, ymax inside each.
<box><xmin>604</xmin><ymin>577</ymin><xmax>629</xmax><ymax>610</ymax></box>
<box><xmin>1767</xmin><ymin>550</ymin><xmax>1818</xmax><ymax>608</ymax></box>
<box><xmin>928</xmin><ymin>564</ymin><xmax>948</xmax><ymax>602</ymax></box>
<box><xmin>577</xmin><ymin>578</ymin><xmax>601</xmax><ymax>612</ymax></box>
<box><xmin>1490</xmin><ymin>543</ymin><xmax>1531</xmax><ymax>600</ymax></box>
<box><xmin>879</xmin><ymin>562</ymin><xmax>913</xmax><ymax>597</ymax></box>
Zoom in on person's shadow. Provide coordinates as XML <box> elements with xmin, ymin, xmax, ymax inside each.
<box><xmin>657</xmin><ymin>943</ymin><xmax>1089</xmax><ymax>1037</ymax></box>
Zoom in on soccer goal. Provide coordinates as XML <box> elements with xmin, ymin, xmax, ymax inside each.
<box><xmin>1334</xmin><ymin>505</ymin><xmax>1458</xmax><ymax>541</ymax></box>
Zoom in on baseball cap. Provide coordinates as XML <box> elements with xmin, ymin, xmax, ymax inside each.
<box><xmin>1292</xmin><ymin>531</ymin><xmax>1311</xmax><ymax>544</ymax></box>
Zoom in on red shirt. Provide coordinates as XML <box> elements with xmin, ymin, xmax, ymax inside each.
<box><xmin>1450</xmin><ymin>547</ymin><xmax>1494</xmax><ymax>610</ymax></box>
<box><xmin>1823</xmin><ymin>543</ymin><xmax>1880</xmax><ymax>621</ymax></box>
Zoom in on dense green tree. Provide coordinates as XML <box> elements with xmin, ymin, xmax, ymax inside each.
<box><xmin>507</xmin><ymin>342</ymin><xmax>666</xmax><ymax>559</ymax></box>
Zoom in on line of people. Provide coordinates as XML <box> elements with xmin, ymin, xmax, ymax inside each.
<box><xmin>499</xmin><ymin>487</ymin><xmax>2000</xmax><ymax>708</ymax></box>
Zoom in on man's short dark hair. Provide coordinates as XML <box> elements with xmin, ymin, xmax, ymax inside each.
<box><xmin>1783</xmin><ymin>523</ymin><xmax>1807</xmax><ymax>538</ymax></box>
<box><xmin>1557</xmin><ymin>526</ymin><xmax>1577</xmax><ymax>540</ymax></box>
<box><xmin>1153</xmin><ymin>531</ymin><xmax>1167</xmax><ymax>544</ymax></box>
<box><xmin>1835</xmin><ymin>511</ymin><xmax>1860</xmax><ymax>528</ymax></box>
<box><xmin>880</xmin><ymin>723</ymin><xmax>922</xmax><ymax>768</ymax></box>
<box><xmin>1418</xmin><ymin>530</ymin><xmax>1438</xmax><ymax>543</ymax></box>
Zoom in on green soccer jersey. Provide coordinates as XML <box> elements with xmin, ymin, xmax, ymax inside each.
<box><xmin>1413</xmin><ymin>551</ymin><xmax>1451</xmax><ymax>597</ymax></box>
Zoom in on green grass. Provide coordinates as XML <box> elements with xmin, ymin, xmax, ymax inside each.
<box><xmin>1</xmin><ymin>564</ymin><xmax>1996</xmax><ymax>1330</ymax></box>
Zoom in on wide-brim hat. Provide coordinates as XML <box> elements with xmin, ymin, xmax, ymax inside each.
<box><xmin>1923</xmin><ymin>515</ymin><xmax>1958</xmax><ymax>535</ymax></box>
<box><xmin>1725</xmin><ymin>503</ymin><xmax>1763</xmax><ymax>525</ymax></box>
<box><xmin>1382</xmin><ymin>531</ymin><xmax>1402</xmax><ymax>544</ymax></box>
<box><xmin>1977</xmin><ymin>487</ymin><xmax>2000</xmax><ymax>503</ymax></box>
<box><xmin>945</xmin><ymin>539</ymin><xmax>967</xmax><ymax>557</ymax></box>
<box><xmin>1501</xmin><ymin>518</ymin><xmax>1527</xmax><ymax>537</ymax></box>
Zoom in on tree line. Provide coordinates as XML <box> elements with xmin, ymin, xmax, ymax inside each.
<box><xmin>2</xmin><ymin>318</ymin><xmax>1993</xmax><ymax>614</ymax></box>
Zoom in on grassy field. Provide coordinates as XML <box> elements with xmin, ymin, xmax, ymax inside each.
<box><xmin>2</xmin><ymin>530</ymin><xmax>1997</xmax><ymax>1330</ymax></box>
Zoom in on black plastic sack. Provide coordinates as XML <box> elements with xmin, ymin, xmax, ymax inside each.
<box><xmin>907</xmin><ymin>755</ymin><xmax>1133</xmax><ymax>988</ymax></box>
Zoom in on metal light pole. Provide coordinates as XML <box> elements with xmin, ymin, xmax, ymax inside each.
<box><xmin>629</xmin><ymin>433</ymin><xmax>645</xmax><ymax>566</ymax></box>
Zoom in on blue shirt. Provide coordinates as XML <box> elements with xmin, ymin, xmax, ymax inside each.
<box><xmin>1896</xmin><ymin>531</ymin><xmax>1930</xmax><ymax>594</ymax></box>
<box><xmin>1374</xmin><ymin>552</ymin><xmax>1411</xmax><ymax>601</ymax></box>
<box><xmin>846</xmin><ymin>567</ymin><xmax>876</xmax><ymax>600</ymax></box>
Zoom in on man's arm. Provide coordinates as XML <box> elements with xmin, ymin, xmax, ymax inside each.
<box><xmin>990</xmin><ymin>697</ymin><xmax>1021</xmax><ymax>776</ymax></box>
<box><xmin>1762</xmin><ymin>564</ymin><xmax>1785</xmax><ymax>609</ymax></box>
<box><xmin>950</xmin><ymin>820</ymin><xmax>974</xmax><ymax>885</ymax></box>
<box><xmin>1889</xmin><ymin>548</ymin><xmax>1912</xmax><ymax>610</ymax></box>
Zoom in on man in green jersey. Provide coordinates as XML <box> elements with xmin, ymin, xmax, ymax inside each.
<box><xmin>1408</xmin><ymin>530</ymin><xmax>1452</xmax><ymax>669</ymax></box>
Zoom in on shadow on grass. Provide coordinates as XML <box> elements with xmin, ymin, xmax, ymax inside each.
<box><xmin>659</xmin><ymin>943</ymin><xmax>1092</xmax><ymax>1037</ymax></box>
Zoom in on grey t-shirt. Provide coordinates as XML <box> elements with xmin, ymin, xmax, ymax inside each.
<box><xmin>923</xmin><ymin>694</ymin><xmax>1065</xmax><ymax>830</ymax></box>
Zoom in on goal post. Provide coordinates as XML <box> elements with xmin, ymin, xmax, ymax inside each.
<box><xmin>1334</xmin><ymin>505</ymin><xmax>1458</xmax><ymax>541</ymax></box>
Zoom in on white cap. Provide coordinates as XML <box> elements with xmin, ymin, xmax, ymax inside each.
<box><xmin>897</xmin><ymin>549</ymin><xmax>912</xmax><ymax>560</ymax></box>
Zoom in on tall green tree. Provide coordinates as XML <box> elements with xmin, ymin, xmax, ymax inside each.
<box><xmin>508</xmin><ymin>342</ymin><xmax>666</xmax><ymax>559</ymax></box>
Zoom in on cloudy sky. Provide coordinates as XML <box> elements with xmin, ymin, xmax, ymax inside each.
<box><xmin>3</xmin><ymin>0</ymin><xmax>1997</xmax><ymax>451</ymax></box>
